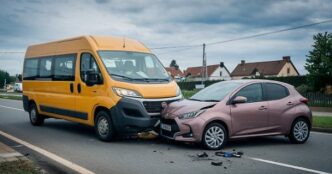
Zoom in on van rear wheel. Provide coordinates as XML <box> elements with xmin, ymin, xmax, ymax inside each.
<box><xmin>95</xmin><ymin>111</ymin><xmax>114</xmax><ymax>141</ymax></box>
<box><xmin>29</xmin><ymin>103</ymin><xmax>44</xmax><ymax>126</ymax></box>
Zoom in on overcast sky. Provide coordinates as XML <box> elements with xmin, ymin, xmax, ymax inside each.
<box><xmin>0</xmin><ymin>0</ymin><xmax>331</xmax><ymax>75</ymax></box>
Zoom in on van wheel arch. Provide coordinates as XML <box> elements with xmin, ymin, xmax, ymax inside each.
<box><xmin>94</xmin><ymin>106</ymin><xmax>111</xmax><ymax>124</ymax></box>
<box><xmin>28</xmin><ymin>100</ymin><xmax>37</xmax><ymax>111</ymax></box>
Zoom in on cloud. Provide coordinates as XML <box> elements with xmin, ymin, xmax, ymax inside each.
<box><xmin>0</xmin><ymin>0</ymin><xmax>331</xmax><ymax>75</ymax></box>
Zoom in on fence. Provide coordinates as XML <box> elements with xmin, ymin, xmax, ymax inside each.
<box><xmin>302</xmin><ymin>92</ymin><xmax>332</xmax><ymax>107</ymax></box>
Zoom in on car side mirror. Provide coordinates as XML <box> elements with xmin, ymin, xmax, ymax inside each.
<box><xmin>232</xmin><ymin>96</ymin><xmax>247</xmax><ymax>104</ymax></box>
<box><xmin>86</xmin><ymin>69</ymin><xmax>102</xmax><ymax>86</ymax></box>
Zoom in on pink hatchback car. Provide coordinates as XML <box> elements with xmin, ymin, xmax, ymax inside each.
<box><xmin>160</xmin><ymin>80</ymin><xmax>311</xmax><ymax>150</ymax></box>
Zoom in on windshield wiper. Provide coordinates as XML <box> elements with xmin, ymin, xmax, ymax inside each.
<box><xmin>201</xmin><ymin>99</ymin><xmax>220</xmax><ymax>102</ymax></box>
<box><xmin>188</xmin><ymin>98</ymin><xmax>202</xmax><ymax>101</ymax></box>
<box><xmin>110</xmin><ymin>73</ymin><xmax>135</xmax><ymax>81</ymax></box>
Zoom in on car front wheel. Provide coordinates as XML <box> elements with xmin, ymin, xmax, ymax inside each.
<box><xmin>202</xmin><ymin>123</ymin><xmax>227</xmax><ymax>150</ymax></box>
<box><xmin>289</xmin><ymin>118</ymin><xmax>310</xmax><ymax>144</ymax></box>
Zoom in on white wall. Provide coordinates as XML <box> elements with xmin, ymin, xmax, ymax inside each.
<box><xmin>208</xmin><ymin>67</ymin><xmax>231</xmax><ymax>81</ymax></box>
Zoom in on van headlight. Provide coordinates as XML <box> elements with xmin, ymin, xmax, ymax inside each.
<box><xmin>179</xmin><ymin>110</ymin><xmax>206</xmax><ymax>120</ymax></box>
<box><xmin>112</xmin><ymin>87</ymin><xmax>142</xmax><ymax>98</ymax></box>
<box><xmin>176</xmin><ymin>86</ymin><xmax>182</xmax><ymax>97</ymax></box>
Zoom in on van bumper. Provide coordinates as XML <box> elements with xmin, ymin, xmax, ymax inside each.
<box><xmin>110</xmin><ymin>96</ymin><xmax>181</xmax><ymax>134</ymax></box>
<box><xmin>110</xmin><ymin>97</ymin><xmax>160</xmax><ymax>134</ymax></box>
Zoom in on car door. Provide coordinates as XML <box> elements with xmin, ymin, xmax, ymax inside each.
<box><xmin>75</xmin><ymin>52</ymin><xmax>106</xmax><ymax>122</ymax></box>
<box><xmin>263</xmin><ymin>83</ymin><xmax>294</xmax><ymax>133</ymax></box>
<box><xmin>230</xmin><ymin>83</ymin><xmax>269</xmax><ymax>136</ymax></box>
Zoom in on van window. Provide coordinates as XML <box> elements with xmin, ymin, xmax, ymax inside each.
<box><xmin>264</xmin><ymin>83</ymin><xmax>289</xmax><ymax>100</ymax></box>
<box><xmin>80</xmin><ymin>53</ymin><xmax>100</xmax><ymax>83</ymax></box>
<box><xmin>23</xmin><ymin>59</ymin><xmax>38</xmax><ymax>80</ymax></box>
<box><xmin>53</xmin><ymin>55</ymin><xmax>76</xmax><ymax>81</ymax></box>
<box><xmin>235</xmin><ymin>83</ymin><xmax>263</xmax><ymax>103</ymax></box>
<box><xmin>38</xmin><ymin>58</ymin><xmax>53</xmax><ymax>79</ymax></box>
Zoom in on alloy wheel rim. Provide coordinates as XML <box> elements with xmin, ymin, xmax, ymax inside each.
<box><xmin>30</xmin><ymin>108</ymin><xmax>37</xmax><ymax>122</ymax></box>
<box><xmin>205</xmin><ymin>126</ymin><xmax>224</xmax><ymax>148</ymax></box>
<box><xmin>98</xmin><ymin>118</ymin><xmax>109</xmax><ymax>136</ymax></box>
<box><xmin>293</xmin><ymin>121</ymin><xmax>309</xmax><ymax>142</ymax></box>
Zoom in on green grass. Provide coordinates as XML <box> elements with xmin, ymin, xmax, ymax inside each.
<box><xmin>313</xmin><ymin>116</ymin><xmax>332</xmax><ymax>129</ymax></box>
<box><xmin>182</xmin><ymin>90</ymin><xmax>198</xmax><ymax>99</ymax></box>
<box><xmin>0</xmin><ymin>160</ymin><xmax>42</xmax><ymax>174</ymax></box>
<box><xmin>0</xmin><ymin>95</ymin><xmax>22</xmax><ymax>100</ymax></box>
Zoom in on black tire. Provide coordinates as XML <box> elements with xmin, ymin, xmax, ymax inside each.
<box><xmin>289</xmin><ymin>118</ymin><xmax>310</xmax><ymax>144</ymax></box>
<box><xmin>95</xmin><ymin>111</ymin><xmax>114</xmax><ymax>141</ymax></box>
<box><xmin>202</xmin><ymin>123</ymin><xmax>227</xmax><ymax>150</ymax></box>
<box><xmin>29</xmin><ymin>103</ymin><xmax>44</xmax><ymax>126</ymax></box>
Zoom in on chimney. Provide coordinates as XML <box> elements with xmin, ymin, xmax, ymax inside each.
<box><xmin>220</xmin><ymin>62</ymin><xmax>224</xmax><ymax>68</ymax></box>
<box><xmin>241</xmin><ymin>60</ymin><xmax>245</xmax><ymax>65</ymax></box>
<box><xmin>283</xmin><ymin>56</ymin><xmax>291</xmax><ymax>62</ymax></box>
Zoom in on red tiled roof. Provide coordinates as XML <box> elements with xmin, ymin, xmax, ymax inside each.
<box><xmin>165</xmin><ymin>67</ymin><xmax>184</xmax><ymax>77</ymax></box>
<box><xmin>230</xmin><ymin>59</ymin><xmax>298</xmax><ymax>76</ymax></box>
<box><xmin>184</xmin><ymin>64</ymin><xmax>220</xmax><ymax>77</ymax></box>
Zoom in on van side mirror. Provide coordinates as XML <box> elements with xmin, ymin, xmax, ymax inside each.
<box><xmin>232</xmin><ymin>96</ymin><xmax>247</xmax><ymax>104</ymax></box>
<box><xmin>86</xmin><ymin>69</ymin><xmax>102</xmax><ymax>86</ymax></box>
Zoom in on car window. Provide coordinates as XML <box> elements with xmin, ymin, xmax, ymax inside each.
<box><xmin>235</xmin><ymin>83</ymin><xmax>263</xmax><ymax>103</ymax></box>
<box><xmin>53</xmin><ymin>55</ymin><xmax>76</xmax><ymax>81</ymax></box>
<box><xmin>39</xmin><ymin>58</ymin><xmax>53</xmax><ymax>79</ymax></box>
<box><xmin>264</xmin><ymin>83</ymin><xmax>289</xmax><ymax>100</ymax></box>
<box><xmin>23</xmin><ymin>59</ymin><xmax>38</xmax><ymax>80</ymax></box>
<box><xmin>80</xmin><ymin>53</ymin><xmax>101</xmax><ymax>83</ymax></box>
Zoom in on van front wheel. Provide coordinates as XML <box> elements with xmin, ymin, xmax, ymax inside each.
<box><xmin>95</xmin><ymin>111</ymin><xmax>114</xmax><ymax>141</ymax></box>
<box><xmin>29</xmin><ymin>103</ymin><xmax>44</xmax><ymax>126</ymax></box>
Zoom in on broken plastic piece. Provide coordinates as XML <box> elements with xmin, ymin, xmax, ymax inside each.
<box><xmin>197</xmin><ymin>152</ymin><xmax>208</xmax><ymax>158</ymax></box>
<box><xmin>211</xmin><ymin>161</ymin><xmax>223</xmax><ymax>166</ymax></box>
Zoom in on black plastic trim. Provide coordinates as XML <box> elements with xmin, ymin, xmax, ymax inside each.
<box><xmin>22</xmin><ymin>95</ymin><xmax>29</xmax><ymax>111</ymax></box>
<box><xmin>40</xmin><ymin>105</ymin><xmax>87</xmax><ymax>120</ymax></box>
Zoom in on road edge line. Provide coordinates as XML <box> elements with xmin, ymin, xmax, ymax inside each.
<box><xmin>0</xmin><ymin>130</ymin><xmax>95</xmax><ymax>174</ymax></box>
<box><xmin>247</xmin><ymin>156</ymin><xmax>331</xmax><ymax>174</ymax></box>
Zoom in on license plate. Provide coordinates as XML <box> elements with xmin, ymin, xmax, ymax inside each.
<box><xmin>161</xmin><ymin>123</ymin><xmax>172</xmax><ymax>131</ymax></box>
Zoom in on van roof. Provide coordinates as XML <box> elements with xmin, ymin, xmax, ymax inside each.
<box><xmin>25</xmin><ymin>35</ymin><xmax>150</xmax><ymax>58</ymax></box>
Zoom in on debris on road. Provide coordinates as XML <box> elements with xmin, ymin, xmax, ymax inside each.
<box><xmin>211</xmin><ymin>161</ymin><xmax>223</xmax><ymax>166</ymax></box>
<box><xmin>197</xmin><ymin>152</ymin><xmax>208</xmax><ymax>158</ymax></box>
<box><xmin>215</xmin><ymin>151</ymin><xmax>243</xmax><ymax>158</ymax></box>
<box><xmin>137</xmin><ymin>131</ymin><xmax>159</xmax><ymax>139</ymax></box>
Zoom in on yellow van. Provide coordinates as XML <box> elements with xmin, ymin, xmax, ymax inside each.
<box><xmin>22</xmin><ymin>36</ymin><xmax>182</xmax><ymax>141</ymax></box>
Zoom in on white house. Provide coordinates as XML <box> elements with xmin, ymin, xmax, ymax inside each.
<box><xmin>184</xmin><ymin>62</ymin><xmax>231</xmax><ymax>81</ymax></box>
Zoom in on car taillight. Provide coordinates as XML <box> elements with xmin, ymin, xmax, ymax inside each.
<box><xmin>300</xmin><ymin>98</ymin><xmax>309</xmax><ymax>105</ymax></box>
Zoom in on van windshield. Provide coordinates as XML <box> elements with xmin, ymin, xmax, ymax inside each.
<box><xmin>190</xmin><ymin>81</ymin><xmax>244</xmax><ymax>102</ymax></box>
<box><xmin>98</xmin><ymin>51</ymin><xmax>170</xmax><ymax>82</ymax></box>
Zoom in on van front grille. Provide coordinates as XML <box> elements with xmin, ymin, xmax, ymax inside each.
<box><xmin>143</xmin><ymin>100</ymin><xmax>176</xmax><ymax>113</ymax></box>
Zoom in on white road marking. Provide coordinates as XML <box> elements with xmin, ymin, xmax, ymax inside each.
<box><xmin>0</xmin><ymin>105</ymin><xmax>24</xmax><ymax>112</ymax></box>
<box><xmin>0</xmin><ymin>130</ymin><xmax>95</xmax><ymax>174</ymax></box>
<box><xmin>311</xmin><ymin>131</ymin><xmax>332</xmax><ymax>136</ymax></box>
<box><xmin>247</xmin><ymin>157</ymin><xmax>331</xmax><ymax>174</ymax></box>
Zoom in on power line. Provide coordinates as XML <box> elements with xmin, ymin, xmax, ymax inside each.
<box><xmin>150</xmin><ymin>18</ymin><xmax>332</xmax><ymax>51</ymax></box>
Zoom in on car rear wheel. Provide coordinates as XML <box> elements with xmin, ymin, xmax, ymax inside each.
<box><xmin>202</xmin><ymin>123</ymin><xmax>227</xmax><ymax>150</ymax></box>
<box><xmin>95</xmin><ymin>111</ymin><xmax>114</xmax><ymax>141</ymax></box>
<box><xmin>29</xmin><ymin>103</ymin><xmax>44</xmax><ymax>126</ymax></box>
<box><xmin>289</xmin><ymin>118</ymin><xmax>310</xmax><ymax>144</ymax></box>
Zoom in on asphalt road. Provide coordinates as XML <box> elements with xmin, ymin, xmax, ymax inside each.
<box><xmin>0</xmin><ymin>99</ymin><xmax>331</xmax><ymax>174</ymax></box>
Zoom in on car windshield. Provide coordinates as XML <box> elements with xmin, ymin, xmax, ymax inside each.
<box><xmin>190</xmin><ymin>81</ymin><xmax>244</xmax><ymax>101</ymax></box>
<box><xmin>98</xmin><ymin>51</ymin><xmax>170</xmax><ymax>82</ymax></box>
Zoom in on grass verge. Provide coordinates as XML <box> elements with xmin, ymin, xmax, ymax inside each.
<box><xmin>0</xmin><ymin>160</ymin><xmax>42</xmax><ymax>174</ymax></box>
<box><xmin>313</xmin><ymin>116</ymin><xmax>332</xmax><ymax>129</ymax></box>
<box><xmin>0</xmin><ymin>95</ymin><xmax>22</xmax><ymax>100</ymax></box>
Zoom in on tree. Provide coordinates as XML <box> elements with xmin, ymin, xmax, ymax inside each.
<box><xmin>305</xmin><ymin>32</ymin><xmax>332</xmax><ymax>91</ymax></box>
<box><xmin>0</xmin><ymin>69</ymin><xmax>11</xmax><ymax>88</ymax></box>
<box><xmin>169</xmin><ymin>59</ymin><xmax>179</xmax><ymax>70</ymax></box>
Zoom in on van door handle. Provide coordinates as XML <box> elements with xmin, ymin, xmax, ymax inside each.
<box><xmin>77</xmin><ymin>83</ymin><xmax>81</xmax><ymax>93</ymax></box>
<box><xmin>70</xmin><ymin>83</ymin><xmax>74</xmax><ymax>93</ymax></box>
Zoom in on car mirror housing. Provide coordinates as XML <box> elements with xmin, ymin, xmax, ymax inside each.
<box><xmin>232</xmin><ymin>96</ymin><xmax>247</xmax><ymax>104</ymax></box>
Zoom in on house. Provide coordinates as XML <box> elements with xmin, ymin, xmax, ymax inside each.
<box><xmin>184</xmin><ymin>62</ymin><xmax>231</xmax><ymax>81</ymax></box>
<box><xmin>231</xmin><ymin>56</ymin><xmax>300</xmax><ymax>80</ymax></box>
<box><xmin>165</xmin><ymin>67</ymin><xmax>185</xmax><ymax>81</ymax></box>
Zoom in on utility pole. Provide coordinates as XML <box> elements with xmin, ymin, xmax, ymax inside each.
<box><xmin>201</xmin><ymin>43</ymin><xmax>206</xmax><ymax>85</ymax></box>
